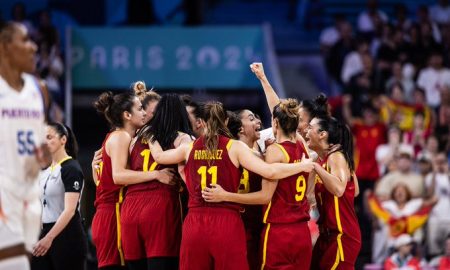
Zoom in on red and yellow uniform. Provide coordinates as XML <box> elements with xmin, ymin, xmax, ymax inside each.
<box><xmin>120</xmin><ymin>137</ymin><xmax>182</xmax><ymax>260</ymax></box>
<box><xmin>352</xmin><ymin>121</ymin><xmax>386</xmax><ymax>181</ymax></box>
<box><xmin>261</xmin><ymin>141</ymin><xmax>312</xmax><ymax>270</ymax></box>
<box><xmin>238</xmin><ymin>169</ymin><xmax>263</xmax><ymax>270</ymax></box>
<box><xmin>181</xmin><ymin>135</ymin><xmax>248</xmax><ymax>270</ymax></box>
<box><xmin>311</xmin><ymin>154</ymin><xmax>361</xmax><ymax>270</ymax></box>
<box><xmin>91</xmin><ymin>133</ymin><xmax>125</xmax><ymax>268</ymax></box>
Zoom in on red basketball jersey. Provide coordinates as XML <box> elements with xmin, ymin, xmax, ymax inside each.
<box><xmin>238</xmin><ymin>168</ymin><xmax>263</xmax><ymax>229</ymax></box>
<box><xmin>127</xmin><ymin>136</ymin><xmax>178</xmax><ymax>194</ymax></box>
<box><xmin>314</xmin><ymin>153</ymin><xmax>361</xmax><ymax>241</ymax></box>
<box><xmin>184</xmin><ymin>135</ymin><xmax>242</xmax><ymax>211</ymax></box>
<box><xmin>263</xmin><ymin>141</ymin><xmax>310</xmax><ymax>224</ymax></box>
<box><xmin>95</xmin><ymin>133</ymin><xmax>123</xmax><ymax>206</ymax></box>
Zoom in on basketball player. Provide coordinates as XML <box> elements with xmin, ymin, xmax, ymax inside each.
<box><xmin>0</xmin><ymin>22</ymin><xmax>50</xmax><ymax>270</ymax></box>
<box><xmin>306</xmin><ymin>116</ymin><xmax>361</xmax><ymax>270</ymax></box>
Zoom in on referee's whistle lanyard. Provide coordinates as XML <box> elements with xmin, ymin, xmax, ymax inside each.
<box><xmin>42</xmin><ymin>156</ymin><xmax>72</xmax><ymax>208</ymax></box>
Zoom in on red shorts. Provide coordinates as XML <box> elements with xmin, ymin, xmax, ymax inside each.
<box><xmin>91</xmin><ymin>204</ymin><xmax>123</xmax><ymax>268</ymax></box>
<box><xmin>242</xmin><ymin>205</ymin><xmax>263</xmax><ymax>270</ymax></box>
<box><xmin>120</xmin><ymin>189</ymin><xmax>182</xmax><ymax>260</ymax></box>
<box><xmin>246</xmin><ymin>226</ymin><xmax>262</xmax><ymax>270</ymax></box>
<box><xmin>180</xmin><ymin>207</ymin><xmax>248</xmax><ymax>270</ymax></box>
<box><xmin>311</xmin><ymin>233</ymin><xmax>361</xmax><ymax>270</ymax></box>
<box><xmin>260</xmin><ymin>222</ymin><xmax>312</xmax><ymax>270</ymax></box>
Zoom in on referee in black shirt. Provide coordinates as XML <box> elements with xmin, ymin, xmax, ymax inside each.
<box><xmin>31</xmin><ymin>123</ymin><xmax>87</xmax><ymax>270</ymax></box>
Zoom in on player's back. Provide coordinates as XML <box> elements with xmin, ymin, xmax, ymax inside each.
<box><xmin>263</xmin><ymin>141</ymin><xmax>310</xmax><ymax>224</ymax></box>
<box><xmin>185</xmin><ymin>135</ymin><xmax>242</xmax><ymax>211</ymax></box>
<box><xmin>0</xmin><ymin>73</ymin><xmax>45</xmax><ymax>198</ymax></box>
<box><xmin>128</xmin><ymin>136</ymin><xmax>178</xmax><ymax>194</ymax></box>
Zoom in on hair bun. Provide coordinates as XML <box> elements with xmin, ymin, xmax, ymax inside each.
<box><xmin>94</xmin><ymin>91</ymin><xmax>114</xmax><ymax>113</ymax></box>
<box><xmin>133</xmin><ymin>81</ymin><xmax>147</xmax><ymax>97</ymax></box>
<box><xmin>314</xmin><ymin>93</ymin><xmax>328</xmax><ymax>107</ymax></box>
<box><xmin>280</xmin><ymin>98</ymin><xmax>299</xmax><ymax>118</ymax></box>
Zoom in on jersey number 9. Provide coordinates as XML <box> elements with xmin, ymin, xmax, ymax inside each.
<box><xmin>295</xmin><ymin>175</ymin><xmax>306</xmax><ymax>201</ymax></box>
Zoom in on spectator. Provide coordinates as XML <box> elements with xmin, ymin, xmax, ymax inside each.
<box><xmin>429</xmin><ymin>0</ymin><xmax>450</xmax><ymax>25</ymax></box>
<box><xmin>412</xmin><ymin>87</ymin><xmax>435</xmax><ymax>133</ymax></box>
<box><xmin>380</xmin><ymin>83</ymin><xmax>416</xmax><ymax>131</ymax></box>
<box><xmin>384</xmin><ymin>234</ymin><xmax>422</xmax><ymax>270</ymax></box>
<box><xmin>343</xmin><ymin>97</ymin><xmax>386</xmax><ymax>186</ymax></box>
<box><xmin>415</xmin><ymin>6</ymin><xmax>442</xmax><ymax>43</ymax></box>
<box><xmin>325</xmin><ymin>21</ymin><xmax>355</xmax><ymax>87</ymax></box>
<box><xmin>376</xmin><ymin>126</ymin><xmax>409</xmax><ymax>176</ymax></box>
<box><xmin>375</xmin><ymin>144</ymin><xmax>424</xmax><ymax>200</ymax></box>
<box><xmin>418</xmin><ymin>135</ymin><xmax>439</xmax><ymax>161</ymax></box>
<box><xmin>319</xmin><ymin>13</ymin><xmax>346</xmax><ymax>52</ymax></box>
<box><xmin>37</xmin><ymin>43</ymin><xmax>64</xmax><ymax>105</ymax></box>
<box><xmin>403</xmin><ymin>111</ymin><xmax>431</xmax><ymax>157</ymax></box>
<box><xmin>419</xmin><ymin>22</ymin><xmax>442</xmax><ymax>56</ymax></box>
<box><xmin>417</xmin><ymin>51</ymin><xmax>450</xmax><ymax>109</ymax></box>
<box><xmin>392</xmin><ymin>3</ymin><xmax>412</xmax><ymax>31</ymax></box>
<box><xmin>425</xmin><ymin>152</ymin><xmax>450</xmax><ymax>257</ymax></box>
<box><xmin>385</xmin><ymin>62</ymin><xmax>415</xmax><ymax>103</ymax></box>
<box><xmin>357</xmin><ymin>0</ymin><xmax>388</xmax><ymax>38</ymax></box>
<box><xmin>341</xmin><ymin>37</ymin><xmax>369</xmax><ymax>84</ymax></box>
<box><xmin>416</xmin><ymin>154</ymin><xmax>433</xmax><ymax>179</ymax></box>
<box><xmin>346</xmin><ymin>53</ymin><xmax>376</xmax><ymax>115</ymax></box>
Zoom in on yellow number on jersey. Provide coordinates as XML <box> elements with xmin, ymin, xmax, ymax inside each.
<box><xmin>95</xmin><ymin>161</ymin><xmax>104</xmax><ymax>186</ymax></box>
<box><xmin>238</xmin><ymin>169</ymin><xmax>250</xmax><ymax>193</ymax></box>
<box><xmin>198</xmin><ymin>166</ymin><xmax>218</xmax><ymax>190</ymax></box>
<box><xmin>295</xmin><ymin>175</ymin><xmax>306</xmax><ymax>201</ymax></box>
<box><xmin>141</xmin><ymin>149</ymin><xmax>158</xmax><ymax>172</ymax></box>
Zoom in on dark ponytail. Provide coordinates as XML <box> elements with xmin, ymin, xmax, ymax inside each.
<box><xmin>94</xmin><ymin>91</ymin><xmax>136</xmax><ymax>129</ymax></box>
<box><xmin>48</xmin><ymin>122</ymin><xmax>79</xmax><ymax>159</ymax></box>
<box><xmin>145</xmin><ymin>94</ymin><xmax>193</xmax><ymax>150</ymax></box>
<box><xmin>338</xmin><ymin>121</ymin><xmax>355</xmax><ymax>172</ymax></box>
<box><xmin>317</xmin><ymin>117</ymin><xmax>354</xmax><ymax>172</ymax></box>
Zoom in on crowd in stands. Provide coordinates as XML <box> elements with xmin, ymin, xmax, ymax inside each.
<box><xmin>320</xmin><ymin>0</ymin><xmax>450</xmax><ymax>269</ymax></box>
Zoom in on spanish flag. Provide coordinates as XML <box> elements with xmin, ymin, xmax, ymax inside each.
<box><xmin>368</xmin><ymin>193</ymin><xmax>432</xmax><ymax>237</ymax></box>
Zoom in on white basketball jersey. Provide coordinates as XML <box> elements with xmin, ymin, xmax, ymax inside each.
<box><xmin>0</xmin><ymin>73</ymin><xmax>46</xmax><ymax>199</ymax></box>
